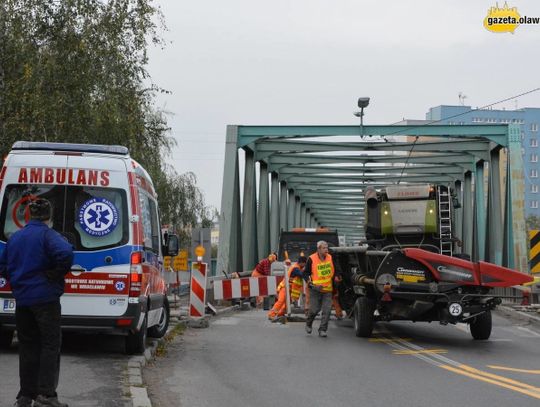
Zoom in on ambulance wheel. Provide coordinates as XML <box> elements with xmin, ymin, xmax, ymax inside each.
<box><xmin>148</xmin><ymin>299</ymin><xmax>170</xmax><ymax>338</ymax></box>
<box><xmin>353</xmin><ymin>297</ymin><xmax>375</xmax><ymax>338</ymax></box>
<box><xmin>0</xmin><ymin>330</ymin><xmax>14</xmax><ymax>348</ymax></box>
<box><xmin>126</xmin><ymin>314</ymin><xmax>147</xmax><ymax>354</ymax></box>
<box><xmin>469</xmin><ymin>310</ymin><xmax>492</xmax><ymax>340</ymax></box>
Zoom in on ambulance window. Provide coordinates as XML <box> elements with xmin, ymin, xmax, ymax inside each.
<box><xmin>139</xmin><ymin>190</ymin><xmax>159</xmax><ymax>253</ymax></box>
<box><xmin>0</xmin><ymin>184</ymin><xmax>128</xmax><ymax>250</ymax></box>
<box><xmin>0</xmin><ymin>184</ymin><xmax>57</xmax><ymax>241</ymax></box>
<box><xmin>72</xmin><ymin>187</ymin><xmax>128</xmax><ymax>250</ymax></box>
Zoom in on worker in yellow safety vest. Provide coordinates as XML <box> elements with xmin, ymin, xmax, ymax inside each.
<box><xmin>304</xmin><ymin>241</ymin><xmax>342</xmax><ymax>337</ymax></box>
<box><xmin>268</xmin><ymin>256</ymin><xmax>307</xmax><ymax>321</ymax></box>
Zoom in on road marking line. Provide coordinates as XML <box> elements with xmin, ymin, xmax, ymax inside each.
<box><xmin>369</xmin><ymin>337</ymin><xmax>411</xmax><ymax>343</ymax></box>
<box><xmin>488</xmin><ymin>366</ymin><xmax>540</xmax><ymax>375</ymax></box>
<box><xmin>456</xmin><ymin>364</ymin><xmax>540</xmax><ymax>390</ymax></box>
<box><xmin>517</xmin><ymin>327</ymin><xmax>540</xmax><ymax>337</ymax></box>
<box><xmin>374</xmin><ymin>327</ymin><xmax>540</xmax><ymax>400</ymax></box>
<box><xmin>453</xmin><ymin>323</ymin><xmax>469</xmax><ymax>333</ymax></box>
<box><xmin>440</xmin><ymin>365</ymin><xmax>540</xmax><ymax>400</ymax></box>
<box><xmin>393</xmin><ymin>349</ymin><xmax>447</xmax><ymax>355</ymax></box>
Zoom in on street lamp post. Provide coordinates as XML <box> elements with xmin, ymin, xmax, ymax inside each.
<box><xmin>354</xmin><ymin>97</ymin><xmax>370</xmax><ymax>137</ymax></box>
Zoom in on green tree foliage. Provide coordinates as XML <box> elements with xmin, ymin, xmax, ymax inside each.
<box><xmin>0</xmin><ymin>0</ymin><xmax>209</xmax><ymax>241</ymax></box>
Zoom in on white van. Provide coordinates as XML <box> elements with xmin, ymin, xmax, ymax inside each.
<box><xmin>0</xmin><ymin>141</ymin><xmax>179</xmax><ymax>354</ymax></box>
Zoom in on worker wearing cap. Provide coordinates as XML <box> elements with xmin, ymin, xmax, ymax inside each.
<box><xmin>303</xmin><ymin>241</ymin><xmax>341</xmax><ymax>337</ymax></box>
<box><xmin>0</xmin><ymin>198</ymin><xmax>73</xmax><ymax>407</ymax></box>
<box><xmin>251</xmin><ymin>253</ymin><xmax>277</xmax><ymax>307</ymax></box>
<box><xmin>268</xmin><ymin>256</ymin><xmax>307</xmax><ymax>321</ymax></box>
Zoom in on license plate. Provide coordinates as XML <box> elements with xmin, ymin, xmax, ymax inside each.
<box><xmin>2</xmin><ymin>299</ymin><xmax>15</xmax><ymax>313</ymax></box>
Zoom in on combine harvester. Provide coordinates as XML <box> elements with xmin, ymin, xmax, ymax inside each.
<box><xmin>330</xmin><ymin>184</ymin><xmax>533</xmax><ymax>340</ymax></box>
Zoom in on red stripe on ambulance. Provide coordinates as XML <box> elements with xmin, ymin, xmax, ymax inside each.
<box><xmin>64</xmin><ymin>272</ymin><xmax>129</xmax><ymax>295</ymax></box>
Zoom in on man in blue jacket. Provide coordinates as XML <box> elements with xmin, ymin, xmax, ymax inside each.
<box><xmin>0</xmin><ymin>198</ymin><xmax>73</xmax><ymax>407</ymax></box>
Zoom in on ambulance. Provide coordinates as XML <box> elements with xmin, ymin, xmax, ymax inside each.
<box><xmin>0</xmin><ymin>141</ymin><xmax>179</xmax><ymax>354</ymax></box>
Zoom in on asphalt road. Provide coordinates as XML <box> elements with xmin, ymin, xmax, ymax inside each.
<box><xmin>144</xmin><ymin>309</ymin><xmax>540</xmax><ymax>407</ymax></box>
<box><xmin>0</xmin><ymin>333</ymin><xmax>131</xmax><ymax>407</ymax></box>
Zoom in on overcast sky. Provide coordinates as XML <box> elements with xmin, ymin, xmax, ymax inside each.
<box><xmin>147</xmin><ymin>0</ymin><xmax>540</xmax><ymax>210</ymax></box>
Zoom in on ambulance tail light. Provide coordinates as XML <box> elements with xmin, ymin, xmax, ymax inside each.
<box><xmin>116</xmin><ymin>318</ymin><xmax>133</xmax><ymax>327</ymax></box>
<box><xmin>129</xmin><ymin>251</ymin><xmax>143</xmax><ymax>296</ymax></box>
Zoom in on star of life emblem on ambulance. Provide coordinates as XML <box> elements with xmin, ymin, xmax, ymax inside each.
<box><xmin>0</xmin><ymin>277</ymin><xmax>6</xmax><ymax>288</ymax></box>
<box><xmin>78</xmin><ymin>198</ymin><xmax>119</xmax><ymax>237</ymax></box>
<box><xmin>115</xmin><ymin>281</ymin><xmax>126</xmax><ymax>292</ymax></box>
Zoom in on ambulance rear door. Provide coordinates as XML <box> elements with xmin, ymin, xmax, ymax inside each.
<box><xmin>60</xmin><ymin>155</ymin><xmax>132</xmax><ymax>318</ymax></box>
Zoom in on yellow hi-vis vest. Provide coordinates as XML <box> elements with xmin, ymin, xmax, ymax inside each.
<box><xmin>277</xmin><ymin>263</ymin><xmax>304</xmax><ymax>301</ymax></box>
<box><xmin>310</xmin><ymin>253</ymin><xmax>334</xmax><ymax>293</ymax></box>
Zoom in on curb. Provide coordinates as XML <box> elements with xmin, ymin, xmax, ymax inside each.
<box><xmin>496</xmin><ymin>304</ymin><xmax>540</xmax><ymax>327</ymax></box>
<box><xmin>128</xmin><ymin>304</ymin><xmax>240</xmax><ymax>407</ymax></box>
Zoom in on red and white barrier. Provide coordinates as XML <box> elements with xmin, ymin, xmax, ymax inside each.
<box><xmin>213</xmin><ymin>276</ymin><xmax>283</xmax><ymax>300</ymax></box>
<box><xmin>189</xmin><ymin>262</ymin><xmax>208</xmax><ymax>318</ymax></box>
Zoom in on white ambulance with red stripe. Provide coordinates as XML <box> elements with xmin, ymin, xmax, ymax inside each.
<box><xmin>0</xmin><ymin>142</ymin><xmax>179</xmax><ymax>354</ymax></box>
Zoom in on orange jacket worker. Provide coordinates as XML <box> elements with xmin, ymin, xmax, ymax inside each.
<box><xmin>268</xmin><ymin>256</ymin><xmax>307</xmax><ymax>320</ymax></box>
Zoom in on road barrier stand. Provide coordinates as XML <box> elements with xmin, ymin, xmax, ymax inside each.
<box><xmin>213</xmin><ymin>276</ymin><xmax>283</xmax><ymax>301</ymax></box>
<box><xmin>189</xmin><ymin>262</ymin><xmax>208</xmax><ymax>318</ymax></box>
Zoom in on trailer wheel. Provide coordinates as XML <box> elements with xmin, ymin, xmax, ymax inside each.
<box><xmin>0</xmin><ymin>330</ymin><xmax>14</xmax><ymax>349</ymax></box>
<box><xmin>469</xmin><ymin>310</ymin><xmax>492</xmax><ymax>340</ymax></box>
<box><xmin>353</xmin><ymin>297</ymin><xmax>375</xmax><ymax>338</ymax></box>
<box><xmin>148</xmin><ymin>299</ymin><xmax>170</xmax><ymax>339</ymax></box>
<box><xmin>126</xmin><ymin>314</ymin><xmax>147</xmax><ymax>354</ymax></box>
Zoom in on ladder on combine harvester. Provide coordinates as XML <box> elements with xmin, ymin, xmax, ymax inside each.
<box><xmin>437</xmin><ymin>185</ymin><xmax>453</xmax><ymax>256</ymax></box>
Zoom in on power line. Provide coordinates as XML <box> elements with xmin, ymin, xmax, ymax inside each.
<box><xmin>394</xmin><ymin>87</ymin><xmax>540</xmax><ymax>184</ymax></box>
<box><xmin>385</xmin><ymin>87</ymin><xmax>540</xmax><ymax>138</ymax></box>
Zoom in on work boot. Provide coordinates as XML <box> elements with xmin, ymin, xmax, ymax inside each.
<box><xmin>305</xmin><ymin>325</ymin><xmax>312</xmax><ymax>334</ymax></box>
<box><xmin>34</xmin><ymin>395</ymin><xmax>68</xmax><ymax>407</ymax></box>
<box><xmin>14</xmin><ymin>396</ymin><xmax>33</xmax><ymax>407</ymax></box>
<box><xmin>318</xmin><ymin>330</ymin><xmax>327</xmax><ymax>338</ymax></box>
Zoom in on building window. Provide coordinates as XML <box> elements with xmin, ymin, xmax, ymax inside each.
<box><xmin>532</xmin><ymin>169</ymin><xmax>539</xmax><ymax>178</ymax></box>
<box><xmin>532</xmin><ymin>200</ymin><xmax>539</xmax><ymax>209</ymax></box>
<box><xmin>531</xmin><ymin>123</ymin><xmax>539</xmax><ymax>132</ymax></box>
<box><xmin>532</xmin><ymin>153</ymin><xmax>539</xmax><ymax>163</ymax></box>
<box><xmin>531</xmin><ymin>184</ymin><xmax>539</xmax><ymax>193</ymax></box>
<box><xmin>532</xmin><ymin>138</ymin><xmax>538</xmax><ymax>147</ymax></box>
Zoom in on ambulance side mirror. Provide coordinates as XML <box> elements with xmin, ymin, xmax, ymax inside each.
<box><xmin>165</xmin><ymin>234</ymin><xmax>179</xmax><ymax>257</ymax></box>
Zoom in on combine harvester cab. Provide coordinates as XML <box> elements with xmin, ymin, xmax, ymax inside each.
<box><xmin>333</xmin><ymin>184</ymin><xmax>533</xmax><ymax>340</ymax></box>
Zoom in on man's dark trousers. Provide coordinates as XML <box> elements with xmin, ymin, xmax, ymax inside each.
<box><xmin>15</xmin><ymin>300</ymin><xmax>62</xmax><ymax>399</ymax></box>
<box><xmin>306</xmin><ymin>288</ymin><xmax>333</xmax><ymax>332</ymax></box>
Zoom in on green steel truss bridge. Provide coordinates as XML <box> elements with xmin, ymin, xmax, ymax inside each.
<box><xmin>217</xmin><ymin>124</ymin><xmax>527</xmax><ymax>276</ymax></box>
